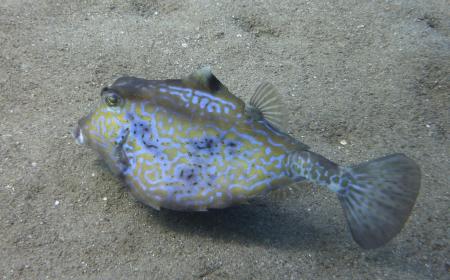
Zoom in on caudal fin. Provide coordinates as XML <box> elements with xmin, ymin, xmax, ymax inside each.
<box><xmin>338</xmin><ymin>154</ymin><xmax>421</xmax><ymax>249</ymax></box>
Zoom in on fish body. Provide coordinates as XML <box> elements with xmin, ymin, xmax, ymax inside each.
<box><xmin>75</xmin><ymin>68</ymin><xmax>421</xmax><ymax>249</ymax></box>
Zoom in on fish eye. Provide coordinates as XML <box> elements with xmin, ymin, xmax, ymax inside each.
<box><xmin>104</xmin><ymin>93</ymin><xmax>121</xmax><ymax>107</ymax></box>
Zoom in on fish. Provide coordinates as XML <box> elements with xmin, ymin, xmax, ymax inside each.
<box><xmin>74</xmin><ymin>67</ymin><xmax>421</xmax><ymax>249</ymax></box>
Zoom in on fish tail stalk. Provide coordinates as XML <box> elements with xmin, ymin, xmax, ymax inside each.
<box><xmin>287</xmin><ymin>151</ymin><xmax>421</xmax><ymax>249</ymax></box>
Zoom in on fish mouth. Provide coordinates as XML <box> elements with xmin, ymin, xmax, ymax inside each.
<box><xmin>73</xmin><ymin>125</ymin><xmax>85</xmax><ymax>145</ymax></box>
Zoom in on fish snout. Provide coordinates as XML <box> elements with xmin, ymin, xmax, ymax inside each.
<box><xmin>73</xmin><ymin>125</ymin><xmax>84</xmax><ymax>145</ymax></box>
<box><xmin>74</xmin><ymin>113</ymin><xmax>93</xmax><ymax>145</ymax></box>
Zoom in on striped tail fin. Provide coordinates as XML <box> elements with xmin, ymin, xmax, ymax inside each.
<box><xmin>337</xmin><ymin>154</ymin><xmax>421</xmax><ymax>249</ymax></box>
<box><xmin>287</xmin><ymin>151</ymin><xmax>421</xmax><ymax>248</ymax></box>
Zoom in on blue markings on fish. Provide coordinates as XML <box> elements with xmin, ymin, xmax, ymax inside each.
<box><xmin>74</xmin><ymin>67</ymin><xmax>421</xmax><ymax>249</ymax></box>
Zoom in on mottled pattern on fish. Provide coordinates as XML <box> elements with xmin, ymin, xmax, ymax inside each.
<box><xmin>75</xmin><ymin>68</ymin><xmax>420</xmax><ymax>249</ymax></box>
<box><xmin>84</xmin><ymin>78</ymin><xmax>301</xmax><ymax>210</ymax></box>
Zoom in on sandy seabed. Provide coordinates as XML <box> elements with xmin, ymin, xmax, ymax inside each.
<box><xmin>1</xmin><ymin>0</ymin><xmax>449</xmax><ymax>279</ymax></box>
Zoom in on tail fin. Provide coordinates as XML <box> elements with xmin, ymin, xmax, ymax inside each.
<box><xmin>338</xmin><ymin>154</ymin><xmax>421</xmax><ymax>249</ymax></box>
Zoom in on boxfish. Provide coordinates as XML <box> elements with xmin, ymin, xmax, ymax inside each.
<box><xmin>74</xmin><ymin>68</ymin><xmax>421</xmax><ymax>249</ymax></box>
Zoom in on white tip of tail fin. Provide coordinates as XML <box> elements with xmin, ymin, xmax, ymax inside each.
<box><xmin>337</xmin><ymin>154</ymin><xmax>421</xmax><ymax>249</ymax></box>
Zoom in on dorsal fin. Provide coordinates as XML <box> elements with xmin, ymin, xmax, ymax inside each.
<box><xmin>181</xmin><ymin>67</ymin><xmax>246</xmax><ymax>114</ymax></box>
<box><xmin>247</xmin><ymin>82</ymin><xmax>288</xmax><ymax>131</ymax></box>
<box><xmin>184</xmin><ymin>67</ymin><xmax>227</xmax><ymax>94</ymax></box>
